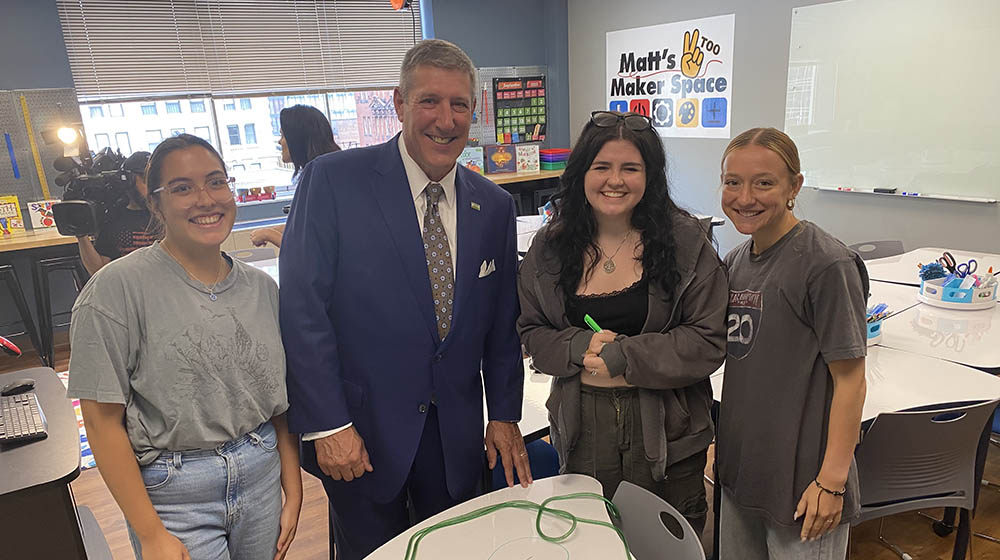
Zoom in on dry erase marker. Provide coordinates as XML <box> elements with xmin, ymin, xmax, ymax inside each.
<box><xmin>837</xmin><ymin>186</ymin><xmax>853</xmax><ymax>191</ymax></box>
<box><xmin>584</xmin><ymin>314</ymin><xmax>602</xmax><ymax>333</ymax></box>
<box><xmin>901</xmin><ymin>191</ymin><xmax>920</xmax><ymax>196</ymax></box>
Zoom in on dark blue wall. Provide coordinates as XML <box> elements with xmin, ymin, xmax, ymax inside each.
<box><xmin>0</xmin><ymin>0</ymin><xmax>75</xmax><ymax>90</ymax></box>
<box><xmin>426</xmin><ymin>0</ymin><xmax>570</xmax><ymax>149</ymax></box>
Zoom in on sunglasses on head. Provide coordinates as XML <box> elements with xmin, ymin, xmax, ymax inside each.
<box><xmin>590</xmin><ymin>110</ymin><xmax>653</xmax><ymax>131</ymax></box>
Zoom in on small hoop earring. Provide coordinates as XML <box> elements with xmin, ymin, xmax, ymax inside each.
<box><xmin>786</xmin><ymin>198</ymin><xmax>796</xmax><ymax>210</ymax></box>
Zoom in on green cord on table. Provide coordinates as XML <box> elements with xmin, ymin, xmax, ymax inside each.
<box><xmin>403</xmin><ymin>491</ymin><xmax>630</xmax><ymax>560</ymax></box>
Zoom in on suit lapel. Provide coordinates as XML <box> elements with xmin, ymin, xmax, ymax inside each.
<box><xmin>449</xmin><ymin>169</ymin><xmax>482</xmax><ymax>342</ymax></box>
<box><xmin>371</xmin><ymin>138</ymin><xmax>439</xmax><ymax>343</ymax></box>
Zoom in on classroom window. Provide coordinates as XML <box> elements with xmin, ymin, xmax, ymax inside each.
<box><xmin>190</xmin><ymin>100</ymin><xmax>206</xmax><ymax>113</ymax></box>
<box><xmin>108</xmin><ymin>103</ymin><xmax>124</xmax><ymax>117</ymax></box>
<box><xmin>243</xmin><ymin>123</ymin><xmax>257</xmax><ymax>145</ymax></box>
<box><xmin>89</xmin><ymin>106</ymin><xmax>104</xmax><ymax>118</ymax></box>
<box><xmin>115</xmin><ymin>132</ymin><xmax>131</xmax><ymax>154</ymax></box>
<box><xmin>223</xmin><ymin>100</ymin><xmax>236</xmax><ymax>111</ymax></box>
<box><xmin>141</xmin><ymin>103</ymin><xmax>157</xmax><ymax>115</ymax></box>
<box><xmin>94</xmin><ymin>133</ymin><xmax>110</xmax><ymax>150</ymax></box>
<box><xmin>227</xmin><ymin>125</ymin><xmax>241</xmax><ymax>145</ymax></box>
<box><xmin>250</xmin><ymin>162</ymin><xmax>262</xmax><ymax>170</ymax></box>
<box><xmin>194</xmin><ymin>126</ymin><xmax>212</xmax><ymax>141</ymax></box>
<box><xmin>170</xmin><ymin>128</ymin><xmax>185</xmax><ymax>136</ymax></box>
<box><xmin>145</xmin><ymin>129</ymin><xmax>163</xmax><ymax>151</ymax></box>
<box><xmin>165</xmin><ymin>101</ymin><xmax>181</xmax><ymax>114</ymax></box>
<box><xmin>240</xmin><ymin>98</ymin><xmax>252</xmax><ymax>110</ymax></box>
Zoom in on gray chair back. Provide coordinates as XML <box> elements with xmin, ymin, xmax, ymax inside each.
<box><xmin>854</xmin><ymin>399</ymin><xmax>1000</xmax><ymax>523</ymax></box>
<box><xmin>230</xmin><ymin>247</ymin><xmax>277</xmax><ymax>263</ymax></box>
<box><xmin>848</xmin><ymin>240</ymin><xmax>905</xmax><ymax>260</ymax></box>
<box><xmin>612</xmin><ymin>481</ymin><xmax>705</xmax><ymax>560</ymax></box>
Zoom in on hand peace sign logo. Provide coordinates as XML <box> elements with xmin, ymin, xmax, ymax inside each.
<box><xmin>682</xmin><ymin>28</ymin><xmax>705</xmax><ymax>78</ymax></box>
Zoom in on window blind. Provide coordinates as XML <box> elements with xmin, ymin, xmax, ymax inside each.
<box><xmin>58</xmin><ymin>0</ymin><xmax>421</xmax><ymax>101</ymax></box>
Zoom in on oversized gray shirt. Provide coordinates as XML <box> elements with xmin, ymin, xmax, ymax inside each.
<box><xmin>67</xmin><ymin>242</ymin><xmax>288</xmax><ymax>465</ymax></box>
<box><xmin>718</xmin><ymin>221</ymin><xmax>868</xmax><ymax>527</ymax></box>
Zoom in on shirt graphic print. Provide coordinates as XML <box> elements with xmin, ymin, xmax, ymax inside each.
<box><xmin>727</xmin><ymin>289</ymin><xmax>762</xmax><ymax>360</ymax></box>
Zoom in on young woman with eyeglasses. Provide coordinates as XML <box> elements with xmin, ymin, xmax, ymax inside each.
<box><xmin>517</xmin><ymin>111</ymin><xmax>728</xmax><ymax>533</ymax></box>
<box><xmin>68</xmin><ymin>134</ymin><xmax>302</xmax><ymax>560</ymax></box>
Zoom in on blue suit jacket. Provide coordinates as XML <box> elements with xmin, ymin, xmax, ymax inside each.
<box><xmin>279</xmin><ymin>135</ymin><xmax>524</xmax><ymax>502</ymax></box>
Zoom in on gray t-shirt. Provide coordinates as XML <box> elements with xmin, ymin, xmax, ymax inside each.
<box><xmin>718</xmin><ymin>221</ymin><xmax>868</xmax><ymax>527</ymax></box>
<box><xmin>67</xmin><ymin>241</ymin><xmax>288</xmax><ymax>465</ymax></box>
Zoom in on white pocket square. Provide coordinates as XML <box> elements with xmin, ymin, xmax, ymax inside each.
<box><xmin>478</xmin><ymin>259</ymin><xmax>496</xmax><ymax>278</ymax></box>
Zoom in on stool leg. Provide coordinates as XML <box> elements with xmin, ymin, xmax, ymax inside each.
<box><xmin>2</xmin><ymin>266</ymin><xmax>44</xmax><ymax>365</ymax></box>
<box><xmin>32</xmin><ymin>261</ymin><xmax>54</xmax><ymax>369</ymax></box>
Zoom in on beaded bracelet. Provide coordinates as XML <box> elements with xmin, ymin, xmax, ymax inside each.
<box><xmin>814</xmin><ymin>479</ymin><xmax>846</xmax><ymax>496</ymax></box>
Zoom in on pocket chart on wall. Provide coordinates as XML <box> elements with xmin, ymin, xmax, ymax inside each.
<box><xmin>606</xmin><ymin>14</ymin><xmax>735</xmax><ymax>139</ymax></box>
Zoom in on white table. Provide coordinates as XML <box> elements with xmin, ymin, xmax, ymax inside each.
<box><xmin>710</xmin><ymin>346</ymin><xmax>1000</xmax><ymax>422</ymax></box>
<box><xmin>365</xmin><ymin>474</ymin><xmax>628</xmax><ymax>560</ymax></box>
<box><xmin>864</xmin><ymin>247</ymin><xmax>1000</xmax><ymax>287</ymax></box>
<box><xmin>868</xmin><ymin>280</ymin><xmax>922</xmax><ymax>319</ymax></box>
<box><xmin>879</xmin><ymin>297</ymin><xmax>1000</xmax><ymax>370</ymax></box>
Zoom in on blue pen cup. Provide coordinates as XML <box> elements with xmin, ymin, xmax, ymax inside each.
<box><xmin>866</xmin><ymin>320</ymin><xmax>882</xmax><ymax>346</ymax></box>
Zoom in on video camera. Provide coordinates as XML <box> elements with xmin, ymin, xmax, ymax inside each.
<box><xmin>51</xmin><ymin>148</ymin><xmax>145</xmax><ymax>237</ymax></box>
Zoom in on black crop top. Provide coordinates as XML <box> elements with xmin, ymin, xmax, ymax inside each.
<box><xmin>565</xmin><ymin>277</ymin><xmax>649</xmax><ymax>337</ymax></box>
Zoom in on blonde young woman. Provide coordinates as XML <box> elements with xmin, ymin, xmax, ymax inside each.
<box><xmin>716</xmin><ymin>127</ymin><xmax>867</xmax><ymax>559</ymax></box>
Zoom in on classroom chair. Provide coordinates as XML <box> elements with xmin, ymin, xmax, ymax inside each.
<box><xmin>31</xmin><ymin>255</ymin><xmax>89</xmax><ymax>368</ymax></box>
<box><xmin>848</xmin><ymin>240</ymin><xmax>905</xmax><ymax>260</ymax></box>
<box><xmin>490</xmin><ymin>438</ymin><xmax>560</xmax><ymax>490</ymax></box>
<box><xmin>853</xmin><ymin>399</ymin><xmax>1000</xmax><ymax>560</ymax></box>
<box><xmin>0</xmin><ymin>263</ymin><xmax>43</xmax><ymax>365</ymax></box>
<box><xmin>230</xmin><ymin>247</ymin><xmax>277</xmax><ymax>262</ymax></box>
<box><xmin>612</xmin><ymin>480</ymin><xmax>706</xmax><ymax>560</ymax></box>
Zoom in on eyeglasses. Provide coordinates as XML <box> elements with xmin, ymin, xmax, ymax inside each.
<box><xmin>153</xmin><ymin>176</ymin><xmax>235</xmax><ymax>204</ymax></box>
<box><xmin>590</xmin><ymin>111</ymin><xmax>653</xmax><ymax>131</ymax></box>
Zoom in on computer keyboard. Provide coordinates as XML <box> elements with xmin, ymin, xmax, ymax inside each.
<box><xmin>0</xmin><ymin>392</ymin><xmax>48</xmax><ymax>444</ymax></box>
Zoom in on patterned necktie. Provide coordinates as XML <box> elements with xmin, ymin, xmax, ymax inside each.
<box><xmin>422</xmin><ymin>182</ymin><xmax>454</xmax><ymax>341</ymax></box>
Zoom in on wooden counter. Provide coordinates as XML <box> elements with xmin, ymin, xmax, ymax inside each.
<box><xmin>485</xmin><ymin>169</ymin><xmax>563</xmax><ymax>185</ymax></box>
<box><xmin>0</xmin><ymin>229</ymin><xmax>78</xmax><ymax>253</ymax></box>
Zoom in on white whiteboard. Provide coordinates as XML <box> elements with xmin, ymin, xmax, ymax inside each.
<box><xmin>784</xmin><ymin>0</ymin><xmax>1000</xmax><ymax>200</ymax></box>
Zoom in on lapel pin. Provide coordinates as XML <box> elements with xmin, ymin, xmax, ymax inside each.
<box><xmin>471</xmin><ymin>202</ymin><xmax>481</xmax><ymax>211</ymax></box>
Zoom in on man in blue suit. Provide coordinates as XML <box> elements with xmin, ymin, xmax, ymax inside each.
<box><xmin>279</xmin><ymin>39</ymin><xmax>531</xmax><ymax>560</ymax></box>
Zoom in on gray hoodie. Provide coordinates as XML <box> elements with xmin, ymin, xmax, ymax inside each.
<box><xmin>517</xmin><ymin>214</ymin><xmax>728</xmax><ymax>480</ymax></box>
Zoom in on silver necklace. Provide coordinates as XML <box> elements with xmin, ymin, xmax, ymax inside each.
<box><xmin>598</xmin><ymin>230</ymin><xmax>633</xmax><ymax>274</ymax></box>
<box><xmin>162</xmin><ymin>242</ymin><xmax>225</xmax><ymax>301</ymax></box>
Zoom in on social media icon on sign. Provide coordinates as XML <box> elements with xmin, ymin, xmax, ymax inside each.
<box><xmin>629</xmin><ymin>99</ymin><xmax>650</xmax><ymax>117</ymax></box>
<box><xmin>652</xmin><ymin>98</ymin><xmax>673</xmax><ymax>128</ymax></box>
<box><xmin>702</xmin><ymin>97</ymin><xmax>727</xmax><ymax>128</ymax></box>
<box><xmin>676</xmin><ymin>98</ymin><xmax>698</xmax><ymax>128</ymax></box>
<box><xmin>609</xmin><ymin>100</ymin><xmax>628</xmax><ymax>112</ymax></box>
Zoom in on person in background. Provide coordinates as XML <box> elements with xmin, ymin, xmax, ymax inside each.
<box><xmin>250</xmin><ymin>105</ymin><xmax>340</xmax><ymax>248</ymax></box>
<box><xmin>68</xmin><ymin>134</ymin><xmax>301</xmax><ymax>560</ymax></box>
<box><xmin>517</xmin><ymin>110</ymin><xmax>728</xmax><ymax>534</ymax></box>
<box><xmin>716</xmin><ymin>127</ymin><xmax>867</xmax><ymax>559</ymax></box>
<box><xmin>77</xmin><ymin>151</ymin><xmax>155</xmax><ymax>275</ymax></box>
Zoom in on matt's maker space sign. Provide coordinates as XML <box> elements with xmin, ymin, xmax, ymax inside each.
<box><xmin>606</xmin><ymin>14</ymin><xmax>734</xmax><ymax>139</ymax></box>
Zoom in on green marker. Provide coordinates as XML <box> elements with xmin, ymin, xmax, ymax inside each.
<box><xmin>584</xmin><ymin>314</ymin><xmax>602</xmax><ymax>333</ymax></box>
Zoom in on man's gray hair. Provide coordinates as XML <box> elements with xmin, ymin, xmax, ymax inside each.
<box><xmin>398</xmin><ymin>39</ymin><xmax>477</xmax><ymax>101</ymax></box>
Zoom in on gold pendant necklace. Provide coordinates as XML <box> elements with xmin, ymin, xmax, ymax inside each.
<box><xmin>599</xmin><ymin>230</ymin><xmax>632</xmax><ymax>274</ymax></box>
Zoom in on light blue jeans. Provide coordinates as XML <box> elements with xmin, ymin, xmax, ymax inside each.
<box><xmin>128</xmin><ymin>421</ymin><xmax>282</xmax><ymax>560</ymax></box>
<box><xmin>719</xmin><ymin>488</ymin><xmax>849</xmax><ymax>560</ymax></box>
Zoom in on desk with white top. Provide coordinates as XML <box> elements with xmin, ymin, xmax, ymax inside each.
<box><xmin>365</xmin><ymin>474</ymin><xmax>626</xmax><ymax>560</ymax></box>
<box><xmin>710</xmin><ymin>346</ymin><xmax>1000</xmax><ymax>422</ymax></box>
<box><xmin>864</xmin><ymin>247</ymin><xmax>1000</xmax><ymax>287</ymax></box>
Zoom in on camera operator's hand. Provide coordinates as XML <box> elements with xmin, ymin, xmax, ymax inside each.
<box><xmin>77</xmin><ymin>234</ymin><xmax>110</xmax><ymax>276</ymax></box>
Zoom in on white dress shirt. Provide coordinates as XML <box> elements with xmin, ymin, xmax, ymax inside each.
<box><xmin>302</xmin><ymin>135</ymin><xmax>461</xmax><ymax>442</ymax></box>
